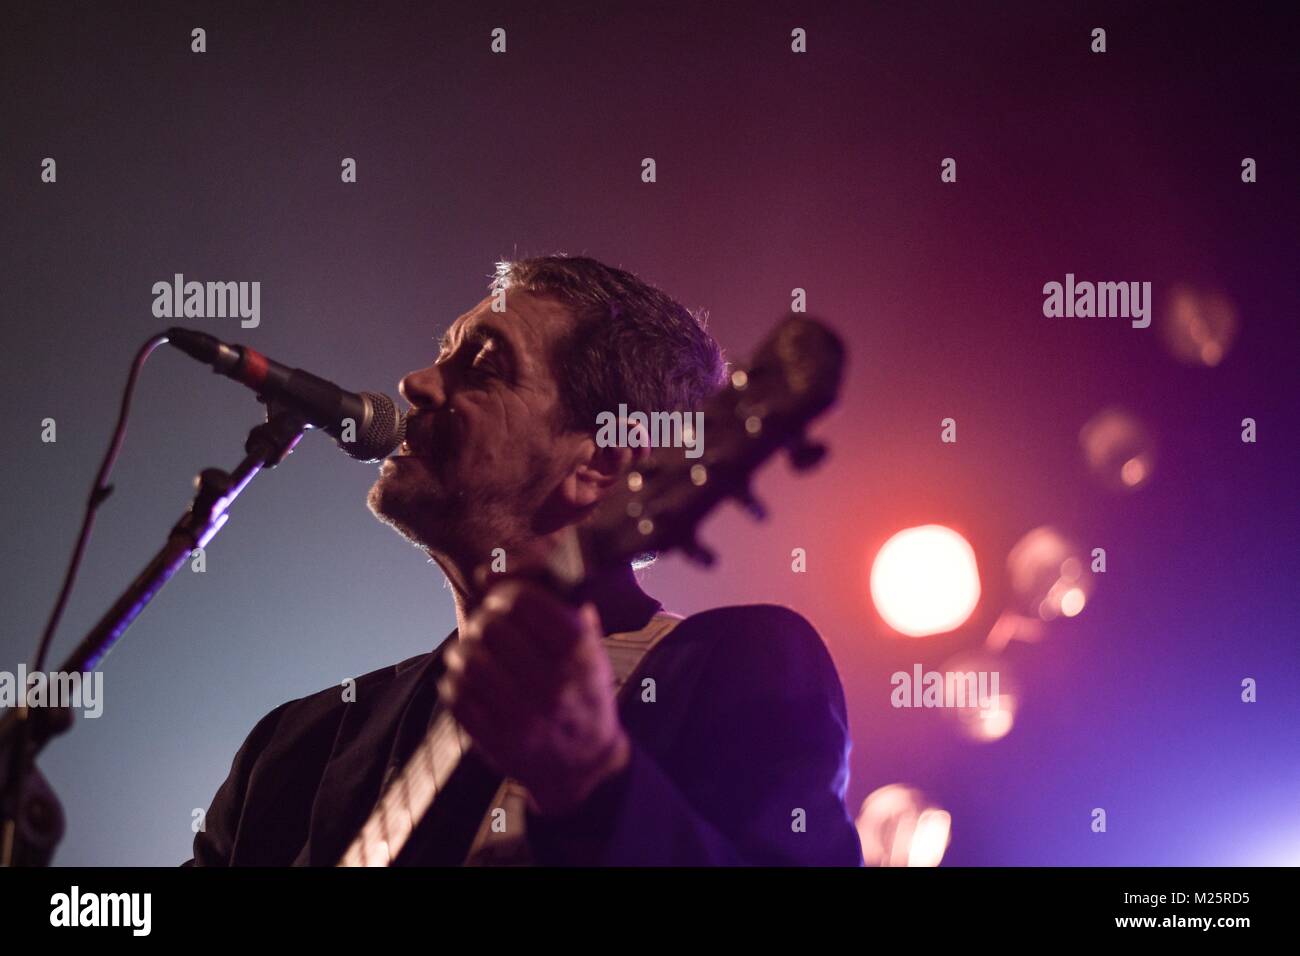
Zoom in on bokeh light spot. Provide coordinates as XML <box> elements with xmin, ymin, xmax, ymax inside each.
<box><xmin>1080</xmin><ymin>408</ymin><xmax>1156</xmax><ymax>493</ymax></box>
<box><xmin>870</xmin><ymin>525</ymin><xmax>981</xmax><ymax>637</ymax></box>
<box><xmin>856</xmin><ymin>784</ymin><xmax>953</xmax><ymax>867</ymax></box>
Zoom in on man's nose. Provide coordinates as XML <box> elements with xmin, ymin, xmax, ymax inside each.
<box><xmin>398</xmin><ymin>364</ymin><xmax>447</xmax><ymax>409</ymax></box>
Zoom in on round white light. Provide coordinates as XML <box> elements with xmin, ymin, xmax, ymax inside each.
<box><xmin>870</xmin><ymin>525</ymin><xmax>981</xmax><ymax>637</ymax></box>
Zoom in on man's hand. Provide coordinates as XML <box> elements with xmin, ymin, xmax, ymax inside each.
<box><xmin>438</xmin><ymin>577</ymin><xmax>631</xmax><ymax>817</ymax></box>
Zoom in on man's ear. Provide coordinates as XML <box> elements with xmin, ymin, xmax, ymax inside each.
<box><xmin>561</xmin><ymin>435</ymin><xmax>651</xmax><ymax>509</ymax></box>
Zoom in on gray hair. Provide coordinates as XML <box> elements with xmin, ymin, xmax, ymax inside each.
<box><xmin>491</xmin><ymin>255</ymin><xmax>726</xmax><ymax>432</ymax></box>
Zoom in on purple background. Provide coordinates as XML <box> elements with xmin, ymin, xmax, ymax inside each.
<box><xmin>2</xmin><ymin>1</ymin><xmax>1297</xmax><ymax>865</ymax></box>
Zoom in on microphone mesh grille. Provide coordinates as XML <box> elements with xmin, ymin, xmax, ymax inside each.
<box><xmin>349</xmin><ymin>392</ymin><xmax>406</xmax><ymax>462</ymax></box>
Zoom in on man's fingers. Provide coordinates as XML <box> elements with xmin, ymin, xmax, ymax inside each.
<box><xmin>438</xmin><ymin>674</ymin><xmax>495</xmax><ymax>748</ymax></box>
<box><xmin>449</xmin><ymin>628</ymin><xmax>526</xmax><ymax>703</ymax></box>
<box><xmin>480</xmin><ymin>579</ymin><xmax>596</xmax><ymax>657</ymax></box>
<box><xmin>475</xmin><ymin>613</ymin><xmax>564</xmax><ymax>698</ymax></box>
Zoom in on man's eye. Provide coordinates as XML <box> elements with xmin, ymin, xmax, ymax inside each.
<box><xmin>469</xmin><ymin>341</ymin><xmax>499</xmax><ymax>375</ymax></box>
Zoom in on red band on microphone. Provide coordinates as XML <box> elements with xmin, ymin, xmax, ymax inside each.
<box><xmin>239</xmin><ymin>348</ymin><xmax>270</xmax><ymax>389</ymax></box>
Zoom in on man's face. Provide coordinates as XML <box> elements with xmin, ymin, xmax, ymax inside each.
<box><xmin>368</xmin><ymin>290</ymin><xmax>583</xmax><ymax>563</ymax></box>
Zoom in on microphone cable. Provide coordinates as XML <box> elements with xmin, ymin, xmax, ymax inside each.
<box><xmin>2</xmin><ymin>332</ymin><xmax>167</xmax><ymax>866</ymax></box>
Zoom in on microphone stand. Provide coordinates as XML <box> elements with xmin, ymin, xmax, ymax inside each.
<box><xmin>0</xmin><ymin>403</ymin><xmax>310</xmax><ymax>866</ymax></box>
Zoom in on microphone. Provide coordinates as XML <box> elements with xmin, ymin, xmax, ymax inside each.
<box><xmin>165</xmin><ymin>327</ymin><xmax>406</xmax><ymax>462</ymax></box>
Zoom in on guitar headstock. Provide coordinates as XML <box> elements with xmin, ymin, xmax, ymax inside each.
<box><xmin>576</xmin><ymin>314</ymin><xmax>845</xmax><ymax>571</ymax></box>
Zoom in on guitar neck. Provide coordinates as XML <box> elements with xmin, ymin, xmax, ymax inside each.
<box><xmin>337</xmin><ymin>708</ymin><xmax>473</xmax><ymax>867</ymax></box>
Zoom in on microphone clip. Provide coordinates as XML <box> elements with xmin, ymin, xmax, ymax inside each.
<box><xmin>245</xmin><ymin>401</ymin><xmax>310</xmax><ymax>468</ymax></box>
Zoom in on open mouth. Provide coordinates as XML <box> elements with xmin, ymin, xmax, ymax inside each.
<box><xmin>393</xmin><ymin>411</ymin><xmax>448</xmax><ymax>466</ymax></box>
<box><xmin>394</xmin><ymin>434</ymin><xmax>440</xmax><ymax>464</ymax></box>
<box><xmin>398</xmin><ymin>438</ymin><xmax>435</xmax><ymax>457</ymax></box>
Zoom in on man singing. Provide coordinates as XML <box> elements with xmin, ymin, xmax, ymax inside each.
<box><xmin>187</xmin><ymin>255</ymin><xmax>862</xmax><ymax>866</ymax></box>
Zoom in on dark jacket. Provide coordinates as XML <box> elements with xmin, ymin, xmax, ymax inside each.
<box><xmin>186</xmin><ymin>574</ymin><xmax>862</xmax><ymax>866</ymax></box>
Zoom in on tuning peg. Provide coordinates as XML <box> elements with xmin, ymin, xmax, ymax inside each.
<box><xmin>682</xmin><ymin>538</ymin><xmax>717</xmax><ymax>567</ymax></box>
<box><xmin>736</xmin><ymin>487</ymin><xmax>768</xmax><ymax>521</ymax></box>
<box><xmin>787</xmin><ymin>439</ymin><xmax>827</xmax><ymax>471</ymax></box>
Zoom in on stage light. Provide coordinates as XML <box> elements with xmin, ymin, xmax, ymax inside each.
<box><xmin>1120</xmin><ymin>456</ymin><xmax>1148</xmax><ymax>487</ymax></box>
<box><xmin>958</xmin><ymin>693</ymin><xmax>1016</xmax><ymax>742</ymax></box>
<box><xmin>1060</xmin><ymin>587</ymin><xmax>1086</xmax><ymax>617</ymax></box>
<box><xmin>855</xmin><ymin>784</ymin><xmax>952</xmax><ymax>867</ymax></box>
<box><xmin>940</xmin><ymin>651</ymin><xmax>1019</xmax><ymax>743</ymax></box>
<box><xmin>985</xmin><ymin>610</ymin><xmax>1045</xmax><ymax>652</ymax></box>
<box><xmin>909</xmin><ymin>809</ymin><xmax>954</xmax><ymax>867</ymax></box>
<box><xmin>1006</xmin><ymin>526</ymin><xmax>1094</xmax><ymax>622</ymax></box>
<box><xmin>870</xmin><ymin>525</ymin><xmax>981</xmax><ymax>637</ymax></box>
<box><xmin>1080</xmin><ymin>408</ymin><xmax>1156</xmax><ymax>493</ymax></box>
<box><xmin>1161</xmin><ymin>284</ymin><xmax>1239</xmax><ymax>367</ymax></box>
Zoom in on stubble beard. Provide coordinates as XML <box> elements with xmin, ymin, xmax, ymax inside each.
<box><xmin>366</xmin><ymin>464</ymin><xmax>530</xmax><ymax>573</ymax></box>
